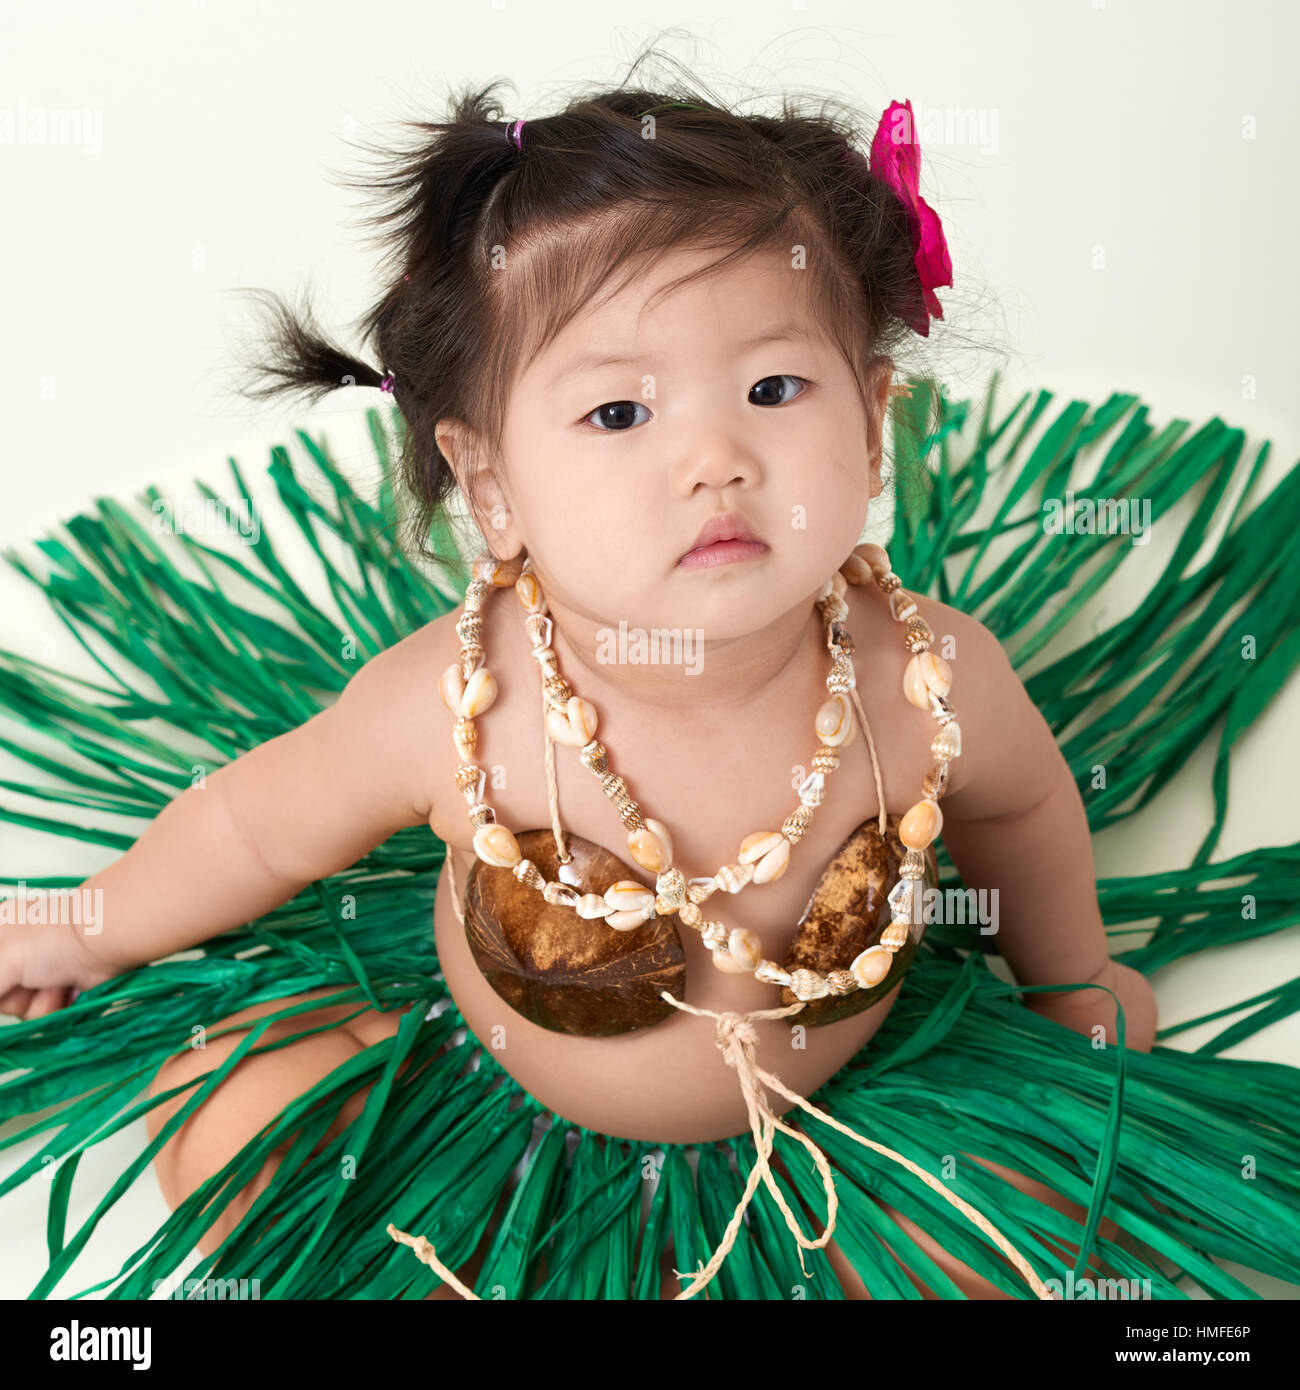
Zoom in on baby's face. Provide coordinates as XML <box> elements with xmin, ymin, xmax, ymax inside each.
<box><xmin>493</xmin><ymin>243</ymin><xmax>885</xmax><ymax>639</ymax></box>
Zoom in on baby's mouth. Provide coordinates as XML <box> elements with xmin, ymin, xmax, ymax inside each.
<box><xmin>677</xmin><ymin>538</ymin><xmax>771</xmax><ymax>570</ymax></box>
<box><xmin>678</xmin><ymin>512</ymin><xmax>768</xmax><ymax>568</ymax></box>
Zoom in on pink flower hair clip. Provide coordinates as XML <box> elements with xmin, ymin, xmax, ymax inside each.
<box><xmin>857</xmin><ymin>99</ymin><xmax>954</xmax><ymax>338</ymax></box>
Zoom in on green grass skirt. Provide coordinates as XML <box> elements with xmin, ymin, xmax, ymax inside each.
<box><xmin>2</xmin><ymin>377</ymin><xmax>1299</xmax><ymax>1300</ymax></box>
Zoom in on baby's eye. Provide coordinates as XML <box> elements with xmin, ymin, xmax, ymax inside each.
<box><xmin>580</xmin><ymin>375</ymin><xmax>811</xmax><ymax>432</ymax></box>
<box><xmin>583</xmin><ymin>400</ymin><xmax>652</xmax><ymax>431</ymax></box>
<box><xmin>749</xmin><ymin>374</ymin><xmax>810</xmax><ymax>406</ymax></box>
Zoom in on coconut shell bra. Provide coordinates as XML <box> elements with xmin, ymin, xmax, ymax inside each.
<box><xmin>461</xmin><ymin>816</ymin><xmax>938</xmax><ymax>1037</ymax></box>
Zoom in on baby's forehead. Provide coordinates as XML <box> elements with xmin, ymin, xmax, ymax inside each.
<box><xmin>533</xmin><ymin>252</ymin><xmax>828</xmax><ymax>367</ymax></box>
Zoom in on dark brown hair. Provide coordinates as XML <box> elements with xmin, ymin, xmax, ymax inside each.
<box><xmin>231</xmin><ymin>50</ymin><xmax>950</xmax><ymax>572</ymax></box>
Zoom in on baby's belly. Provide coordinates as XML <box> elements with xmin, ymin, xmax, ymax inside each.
<box><xmin>432</xmin><ymin>848</ymin><xmax>905</xmax><ymax>1144</ymax></box>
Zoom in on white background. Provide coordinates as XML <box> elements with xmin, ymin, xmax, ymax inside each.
<box><xmin>1</xmin><ymin>1</ymin><xmax>1297</xmax><ymax>1299</ymax></box>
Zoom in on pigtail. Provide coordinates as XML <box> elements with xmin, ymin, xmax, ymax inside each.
<box><xmin>226</xmin><ymin>283</ymin><xmax>391</xmax><ymax>409</ymax></box>
<box><xmin>226</xmin><ymin>81</ymin><xmax>525</xmax><ymax>422</ymax></box>
<box><xmin>217</xmin><ymin>86</ymin><xmax>530</xmax><ymax>573</ymax></box>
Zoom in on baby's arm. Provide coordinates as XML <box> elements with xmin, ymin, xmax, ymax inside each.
<box><xmin>1</xmin><ymin>629</ymin><xmax>441</xmax><ymax>1012</ymax></box>
<box><xmin>922</xmin><ymin>601</ymin><xmax>1158</xmax><ymax>1051</ymax></box>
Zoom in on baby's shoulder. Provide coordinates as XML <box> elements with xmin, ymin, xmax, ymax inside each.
<box><xmin>898</xmin><ymin>592</ymin><xmax>1021</xmax><ymax>804</ymax></box>
<box><xmin>904</xmin><ymin>592</ymin><xmax>1064</xmax><ymax>819</ymax></box>
<box><xmin>334</xmin><ymin>606</ymin><xmax>464</xmax><ymax>826</ymax></box>
<box><xmin>907</xmin><ymin>592</ymin><xmax>1004</xmax><ymax>676</ymax></box>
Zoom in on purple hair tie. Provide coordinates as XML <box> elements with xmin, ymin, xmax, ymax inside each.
<box><xmin>506</xmin><ymin>118</ymin><xmax>527</xmax><ymax>150</ymax></box>
<box><xmin>379</xmin><ymin>373</ymin><xmax>395</xmax><ymax>393</ymax></box>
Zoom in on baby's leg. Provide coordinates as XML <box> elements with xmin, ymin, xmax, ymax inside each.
<box><xmin>143</xmin><ymin>986</ymin><xmax>486</xmax><ymax>1297</ymax></box>
<box><xmin>814</xmin><ymin>1148</ymin><xmax>1122</xmax><ymax>1300</ymax></box>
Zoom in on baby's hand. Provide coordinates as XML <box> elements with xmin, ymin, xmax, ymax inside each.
<box><xmin>0</xmin><ymin>902</ymin><xmax>123</xmax><ymax>1021</ymax></box>
<box><xmin>1024</xmin><ymin>958</ymin><xmax>1158</xmax><ymax>1054</ymax></box>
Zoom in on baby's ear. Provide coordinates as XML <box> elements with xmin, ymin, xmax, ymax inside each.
<box><xmin>864</xmin><ymin>356</ymin><xmax>895</xmax><ymax>497</ymax></box>
<box><xmin>435</xmin><ymin>418</ymin><xmax>524</xmax><ymax>560</ymax></box>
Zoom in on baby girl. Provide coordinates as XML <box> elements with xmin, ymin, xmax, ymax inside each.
<box><xmin>0</xmin><ymin>79</ymin><xmax>1157</xmax><ymax>1300</ymax></box>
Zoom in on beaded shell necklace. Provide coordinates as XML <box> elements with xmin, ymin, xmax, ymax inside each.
<box><xmin>439</xmin><ymin>543</ymin><xmax>962</xmax><ymax>1003</ymax></box>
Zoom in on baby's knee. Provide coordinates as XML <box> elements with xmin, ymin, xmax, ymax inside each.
<box><xmin>863</xmin><ymin>1150</ymin><xmax>1120</xmax><ymax>1299</ymax></box>
<box><xmin>961</xmin><ymin>1150</ymin><xmax>1121</xmax><ymax>1248</ymax></box>
<box><xmin>783</xmin><ymin>1147</ymin><xmax>1099</xmax><ymax>1299</ymax></box>
<box><xmin>143</xmin><ymin>1021</ymin><xmax>363</xmax><ymax>1206</ymax></box>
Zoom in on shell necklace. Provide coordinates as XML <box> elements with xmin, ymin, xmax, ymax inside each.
<box><xmin>439</xmin><ymin>544</ymin><xmax>962</xmax><ymax>1004</ymax></box>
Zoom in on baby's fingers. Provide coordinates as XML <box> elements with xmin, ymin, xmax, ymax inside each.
<box><xmin>0</xmin><ymin>986</ymin><xmax>36</xmax><ymax>1019</ymax></box>
<box><xmin>23</xmin><ymin>986</ymin><xmax>71</xmax><ymax>1020</ymax></box>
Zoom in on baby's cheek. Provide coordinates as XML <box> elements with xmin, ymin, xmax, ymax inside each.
<box><xmin>785</xmin><ymin>471</ymin><xmax>870</xmax><ymax>567</ymax></box>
